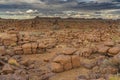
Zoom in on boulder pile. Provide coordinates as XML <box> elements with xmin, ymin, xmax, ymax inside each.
<box><xmin>0</xmin><ymin>28</ymin><xmax>57</xmax><ymax>55</ymax></box>
<box><xmin>50</xmin><ymin>41</ymin><xmax>120</xmax><ymax>73</ymax></box>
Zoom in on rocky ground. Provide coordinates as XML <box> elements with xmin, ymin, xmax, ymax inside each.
<box><xmin>0</xmin><ymin>22</ymin><xmax>120</xmax><ymax>80</ymax></box>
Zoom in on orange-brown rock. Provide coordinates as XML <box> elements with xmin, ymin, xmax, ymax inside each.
<box><xmin>23</xmin><ymin>49</ymin><xmax>32</xmax><ymax>54</ymax></box>
<box><xmin>51</xmin><ymin>62</ymin><xmax>64</xmax><ymax>73</ymax></box>
<box><xmin>2</xmin><ymin>64</ymin><xmax>14</xmax><ymax>74</ymax></box>
<box><xmin>22</xmin><ymin>43</ymin><xmax>31</xmax><ymax>49</ymax></box>
<box><xmin>0</xmin><ymin>46</ymin><xmax>6</xmax><ymax>55</ymax></box>
<box><xmin>14</xmin><ymin>46</ymin><xmax>23</xmax><ymax>54</ymax></box>
<box><xmin>103</xmin><ymin>41</ymin><xmax>115</xmax><ymax>47</ymax></box>
<box><xmin>64</xmin><ymin>62</ymin><xmax>72</xmax><ymax>71</ymax></box>
<box><xmin>31</xmin><ymin>43</ymin><xmax>38</xmax><ymax>54</ymax></box>
<box><xmin>108</xmin><ymin>47</ymin><xmax>120</xmax><ymax>56</ymax></box>
<box><xmin>53</xmin><ymin>55</ymin><xmax>72</xmax><ymax>71</ymax></box>
<box><xmin>59</xmin><ymin>47</ymin><xmax>77</xmax><ymax>55</ymax></box>
<box><xmin>31</xmin><ymin>43</ymin><xmax>38</xmax><ymax>49</ymax></box>
<box><xmin>53</xmin><ymin>55</ymin><xmax>71</xmax><ymax>65</ymax></box>
<box><xmin>80</xmin><ymin>48</ymin><xmax>93</xmax><ymax>57</ymax></box>
<box><xmin>71</xmin><ymin>55</ymin><xmax>80</xmax><ymax>68</ymax></box>
<box><xmin>97</xmin><ymin>45</ymin><xmax>110</xmax><ymax>54</ymax></box>
<box><xmin>38</xmin><ymin>43</ymin><xmax>47</xmax><ymax>49</ymax></box>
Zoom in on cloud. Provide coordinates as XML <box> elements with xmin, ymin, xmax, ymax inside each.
<box><xmin>5</xmin><ymin>9</ymin><xmax>39</xmax><ymax>15</ymax></box>
<box><xmin>0</xmin><ymin>0</ymin><xmax>120</xmax><ymax>19</ymax></box>
<box><xmin>26</xmin><ymin>9</ymin><xmax>38</xmax><ymax>14</ymax></box>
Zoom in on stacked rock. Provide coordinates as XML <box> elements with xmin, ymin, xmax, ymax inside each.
<box><xmin>50</xmin><ymin>47</ymin><xmax>81</xmax><ymax>73</ymax></box>
<box><xmin>97</xmin><ymin>41</ymin><xmax>120</xmax><ymax>56</ymax></box>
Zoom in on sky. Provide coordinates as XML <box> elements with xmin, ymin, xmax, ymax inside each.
<box><xmin>0</xmin><ymin>0</ymin><xmax>120</xmax><ymax>19</ymax></box>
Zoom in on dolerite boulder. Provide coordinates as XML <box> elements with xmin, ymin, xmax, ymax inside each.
<box><xmin>80</xmin><ymin>48</ymin><xmax>93</xmax><ymax>57</ymax></box>
<box><xmin>71</xmin><ymin>55</ymin><xmax>80</xmax><ymax>68</ymax></box>
<box><xmin>14</xmin><ymin>46</ymin><xmax>23</xmax><ymax>55</ymax></box>
<box><xmin>103</xmin><ymin>41</ymin><xmax>115</xmax><ymax>47</ymax></box>
<box><xmin>38</xmin><ymin>38</ymin><xmax>57</xmax><ymax>49</ymax></box>
<box><xmin>108</xmin><ymin>47</ymin><xmax>120</xmax><ymax>56</ymax></box>
<box><xmin>22</xmin><ymin>43</ymin><xmax>32</xmax><ymax>54</ymax></box>
<box><xmin>53</xmin><ymin>55</ymin><xmax>72</xmax><ymax>71</ymax></box>
<box><xmin>97</xmin><ymin>45</ymin><xmax>110</xmax><ymax>54</ymax></box>
<box><xmin>2</xmin><ymin>64</ymin><xmax>14</xmax><ymax>74</ymax></box>
<box><xmin>31</xmin><ymin>43</ymin><xmax>38</xmax><ymax>54</ymax></box>
<box><xmin>0</xmin><ymin>38</ymin><xmax>2</xmax><ymax>45</ymax></box>
<box><xmin>0</xmin><ymin>46</ymin><xmax>6</xmax><ymax>55</ymax></box>
<box><xmin>51</xmin><ymin>62</ymin><xmax>64</xmax><ymax>73</ymax></box>
<box><xmin>6</xmin><ymin>28</ymin><xmax>19</xmax><ymax>34</ymax></box>
<box><xmin>2</xmin><ymin>34</ymin><xmax>18</xmax><ymax>46</ymax></box>
<box><xmin>59</xmin><ymin>47</ymin><xmax>77</xmax><ymax>55</ymax></box>
<box><xmin>38</xmin><ymin>42</ymin><xmax>47</xmax><ymax>49</ymax></box>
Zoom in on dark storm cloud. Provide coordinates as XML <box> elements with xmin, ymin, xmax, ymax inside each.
<box><xmin>0</xmin><ymin>0</ymin><xmax>119</xmax><ymax>10</ymax></box>
<box><xmin>0</xmin><ymin>0</ymin><xmax>119</xmax><ymax>11</ymax></box>
<box><xmin>74</xmin><ymin>2</ymin><xmax>120</xmax><ymax>10</ymax></box>
<box><xmin>0</xmin><ymin>0</ymin><xmax>120</xmax><ymax>19</ymax></box>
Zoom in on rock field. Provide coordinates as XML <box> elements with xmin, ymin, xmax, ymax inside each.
<box><xmin>0</xmin><ymin>18</ymin><xmax>120</xmax><ymax>80</ymax></box>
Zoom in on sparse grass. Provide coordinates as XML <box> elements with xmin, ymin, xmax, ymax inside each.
<box><xmin>109</xmin><ymin>75</ymin><xmax>120</xmax><ymax>80</ymax></box>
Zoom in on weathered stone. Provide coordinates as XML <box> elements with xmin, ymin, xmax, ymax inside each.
<box><xmin>10</xmin><ymin>34</ymin><xmax>18</xmax><ymax>41</ymax></box>
<box><xmin>97</xmin><ymin>45</ymin><xmax>110</xmax><ymax>54</ymax></box>
<box><xmin>22</xmin><ymin>43</ymin><xmax>31</xmax><ymax>49</ymax></box>
<box><xmin>80</xmin><ymin>48</ymin><xmax>93</xmax><ymax>57</ymax></box>
<box><xmin>14</xmin><ymin>46</ymin><xmax>23</xmax><ymax>54</ymax></box>
<box><xmin>108</xmin><ymin>47</ymin><xmax>120</xmax><ymax>56</ymax></box>
<box><xmin>3</xmin><ymin>39</ymin><xmax>16</xmax><ymax>46</ymax></box>
<box><xmin>14</xmin><ymin>46</ymin><xmax>22</xmax><ymax>51</ymax></box>
<box><xmin>53</xmin><ymin>55</ymin><xmax>72</xmax><ymax>71</ymax></box>
<box><xmin>31</xmin><ymin>43</ymin><xmax>38</xmax><ymax>49</ymax></box>
<box><xmin>23</xmin><ymin>49</ymin><xmax>32</xmax><ymax>54</ymax></box>
<box><xmin>7</xmin><ymin>30</ymin><xmax>19</xmax><ymax>34</ymax></box>
<box><xmin>38</xmin><ymin>43</ymin><xmax>47</xmax><ymax>49</ymax></box>
<box><xmin>60</xmin><ymin>47</ymin><xmax>77</xmax><ymax>55</ymax></box>
<box><xmin>31</xmin><ymin>43</ymin><xmax>38</xmax><ymax>54</ymax></box>
<box><xmin>2</xmin><ymin>64</ymin><xmax>14</xmax><ymax>74</ymax></box>
<box><xmin>81</xmin><ymin>58</ymin><xmax>97</xmax><ymax>69</ymax></box>
<box><xmin>51</xmin><ymin>63</ymin><xmax>64</xmax><ymax>73</ymax></box>
<box><xmin>0</xmin><ymin>46</ymin><xmax>6</xmax><ymax>55</ymax></box>
<box><xmin>64</xmin><ymin>62</ymin><xmax>72</xmax><ymax>71</ymax></box>
<box><xmin>15</xmin><ymin>50</ymin><xmax>23</xmax><ymax>55</ymax></box>
<box><xmin>53</xmin><ymin>55</ymin><xmax>71</xmax><ymax>65</ymax></box>
<box><xmin>72</xmin><ymin>55</ymin><xmax>80</xmax><ymax>68</ymax></box>
<box><xmin>103</xmin><ymin>41</ymin><xmax>115</xmax><ymax>47</ymax></box>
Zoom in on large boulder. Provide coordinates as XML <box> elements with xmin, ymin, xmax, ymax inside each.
<box><xmin>0</xmin><ymin>46</ymin><xmax>6</xmax><ymax>55</ymax></box>
<box><xmin>2</xmin><ymin>64</ymin><xmax>14</xmax><ymax>74</ymax></box>
<box><xmin>23</xmin><ymin>49</ymin><xmax>32</xmax><ymax>54</ymax></box>
<box><xmin>22</xmin><ymin>43</ymin><xmax>32</xmax><ymax>54</ymax></box>
<box><xmin>38</xmin><ymin>43</ymin><xmax>47</xmax><ymax>49</ymax></box>
<box><xmin>80</xmin><ymin>48</ymin><xmax>93</xmax><ymax>57</ymax></box>
<box><xmin>103</xmin><ymin>41</ymin><xmax>115</xmax><ymax>47</ymax></box>
<box><xmin>14</xmin><ymin>46</ymin><xmax>23</xmax><ymax>55</ymax></box>
<box><xmin>31</xmin><ymin>43</ymin><xmax>38</xmax><ymax>54</ymax></box>
<box><xmin>22</xmin><ymin>43</ymin><xmax>31</xmax><ymax>49</ymax></box>
<box><xmin>59</xmin><ymin>47</ymin><xmax>77</xmax><ymax>55</ymax></box>
<box><xmin>108</xmin><ymin>47</ymin><xmax>120</xmax><ymax>56</ymax></box>
<box><xmin>53</xmin><ymin>55</ymin><xmax>72</xmax><ymax>70</ymax></box>
<box><xmin>38</xmin><ymin>38</ymin><xmax>57</xmax><ymax>49</ymax></box>
<box><xmin>97</xmin><ymin>45</ymin><xmax>110</xmax><ymax>54</ymax></box>
<box><xmin>51</xmin><ymin>63</ymin><xmax>64</xmax><ymax>73</ymax></box>
<box><xmin>71</xmin><ymin>55</ymin><xmax>80</xmax><ymax>68</ymax></box>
